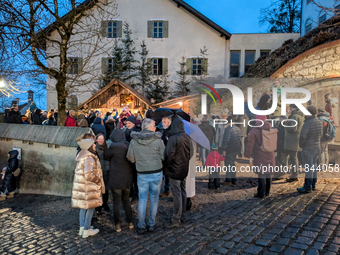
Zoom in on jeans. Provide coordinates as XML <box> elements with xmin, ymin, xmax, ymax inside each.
<box><xmin>163</xmin><ymin>175</ymin><xmax>171</xmax><ymax>192</ymax></box>
<box><xmin>137</xmin><ymin>172</ymin><xmax>162</xmax><ymax>229</ymax></box>
<box><xmin>201</xmin><ymin>148</ymin><xmax>208</xmax><ymax>166</ymax></box>
<box><xmin>224</xmin><ymin>151</ymin><xmax>238</xmax><ymax>182</ymax></box>
<box><xmin>287</xmin><ymin>150</ymin><xmax>299</xmax><ymax>178</ymax></box>
<box><xmin>79</xmin><ymin>208</ymin><xmax>95</xmax><ymax>230</ymax></box>
<box><xmin>258</xmin><ymin>174</ymin><xmax>272</xmax><ymax>196</ymax></box>
<box><xmin>318</xmin><ymin>141</ymin><xmax>329</xmax><ymax>168</ymax></box>
<box><xmin>302</xmin><ymin>148</ymin><xmax>320</xmax><ymax>190</ymax></box>
<box><xmin>170</xmin><ymin>178</ymin><xmax>187</xmax><ymax>224</ymax></box>
<box><xmin>112</xmin><ymin>188</ymin><xmax>133</xmax><ymax>225</ymax></box>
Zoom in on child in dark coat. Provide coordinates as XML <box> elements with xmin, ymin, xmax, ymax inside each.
<box><xmin>0</xmin><ymin>150</ymin><xmax>19</xmax><ymax>201</ymax></box>
<box><xmin>205</xmin><ymin>144</ymin><xmax>225</xmax><ymax>190</ymax></box>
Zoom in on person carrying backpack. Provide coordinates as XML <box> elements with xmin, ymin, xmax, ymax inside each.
<box><xmin>317</xmin><ymin>108</ymin><xmax>335</xmax><ymax>168</ymax></box>
<box><xmin>245</xmin><ymin>115</ymin><xmax>277</xmax><ymax>198</ymax></box>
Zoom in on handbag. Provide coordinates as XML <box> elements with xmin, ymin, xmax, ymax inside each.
<box><xmin>13</xmin><ymin>168</ymin><xmax>21</xmax><ymax>177</ymax></box>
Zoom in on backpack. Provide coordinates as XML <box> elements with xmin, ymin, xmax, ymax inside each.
<box><xmin>319</xmin><ymin>116</ymin><xmax>336</xmax><ymax>141</ymax></box>
<box><xmin>260</xmin><ymin>128</ymin><xmax>278</xmax><ymax>152</ymax></box>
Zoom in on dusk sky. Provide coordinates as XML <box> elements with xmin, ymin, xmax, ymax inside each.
<box><xmin>184</xmin><ymin>0</ymin><xmax>273</xmax><ymax>33</ymax></box>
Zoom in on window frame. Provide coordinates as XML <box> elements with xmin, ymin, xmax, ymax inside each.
<box><xmin>230</xmin><ymin>50</ymin><xmax>240</xmax><ymax>78</ymax></box>
<box><xmin>152</xmin><ymin>58</ymin><xmax>163</xmax><ymax>75</ymax></box>
<box><xmin>153</xmin><ymin>21</ymin><xmax>163</xmax><ymax>38</ymax></box>
<box><xmin>244</xmin><ymin>50</ymin><xmax>256</xmax><ymax>73</ymax></box>
<box><xmin>68</xmin><ymin>57</ymin><xmax>79</xmax><ymax>75</ymax></box>
<box><xmin>305</xmin><ymin>18</ymin><xmax>312</xmax><ymax>33</ymax></box>
<box><xmin>191</xmin><ymin>58</ymin><xmax>203</xmax><ymax>76</ymax></box>
<box><xmin>260</xmin><ymin>50</ymin><xmax>271</xmax><ymax>58</ymax></box>
<box><xmin>107</xmin><ymin>21</ymin><xmax>118</xmax><ymax>38</ymax></box>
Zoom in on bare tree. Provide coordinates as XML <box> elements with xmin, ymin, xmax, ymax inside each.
<box><xmin>0</xmin><ymin>0</ymin><xmax>118</xmax><ymax>125</ymax></box>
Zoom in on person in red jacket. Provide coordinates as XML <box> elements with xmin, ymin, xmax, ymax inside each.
<box><xmin>205</xmin><ymin>144</ymin><xmax>225</xmax><ymax>190</ymax></box>
<box><xmin>66</xmin><ymin>110</ymin><xmax>77</xmax><ymax>127</ymax></box>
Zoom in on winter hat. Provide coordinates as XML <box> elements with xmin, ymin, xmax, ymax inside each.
<box><xmin>126</xmin><ymin>116</ymin><xmax>136</xmax><ymax>124</ymax></box>
<box><xmin>280</xmin><ymin>115</ymin><xmax>287</xmax><ymax>119</ymax></box>
<box><xmin>77</xmin><ymin>139</ymin><xmax>94</xmax><ymax>150</ymax></box>
<box><xmin>29</xmin><ymin>102</ymin><xmax>37</xmax><ymax>112</ymax></box>
<box><xmin>211</xmin><ymin>144</ymin><xmax>218</xmax><ymax>150</ymax></box>
<box><xmin>255</xmin><ymin>115</ymin><xmax>267</xmax><ymax>122</ymax></box>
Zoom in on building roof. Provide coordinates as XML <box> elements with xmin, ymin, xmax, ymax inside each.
<box><xmin>38</xmin><ymin>0</ymin><xmax>231</xmax><ymax>48</ymax></box>
<box><xmin>152</xmin><ymin>94</ymin><xmax>198</xmax><ymax>107</ymax></box>
<box><xmin>77</xmin><ymin>79</ymin><xmax>154</xmax><ymax>110</ymax></box>
<box><xmin>0</xmin><ymin>123</ymin><xmax>94</xmax><ymax>147</ymax></box>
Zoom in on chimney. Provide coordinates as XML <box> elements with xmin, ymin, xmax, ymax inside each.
<box><xmin>27</xmin><ymin>90</ymin><xmax>34</xmax><ymax>102</ymax></box>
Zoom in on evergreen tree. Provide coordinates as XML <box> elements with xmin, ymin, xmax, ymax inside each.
<box><xmin>174</xmin><ymin>56</ymin><xmax>191</xmax><ymax>97</ymax></box>
<box><xmin>146</xmin><ymin>74</ymin><xmax>172</xmax><ymax>104</ymax></box>
<box><xmin>136</xmin><ymin>40</ymin><xmax>152</xmax><ymax>94</ymax></box>
<box><xmin>122</xmin><ymin>22</ymin><xmax>138</xmax><ymax>86</ymax></box>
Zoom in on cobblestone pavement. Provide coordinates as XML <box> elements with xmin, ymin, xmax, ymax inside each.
<box><xmin>1</xmin><ymin>177</ymin><xmax>340</xmax><ymax>255</ymax></box>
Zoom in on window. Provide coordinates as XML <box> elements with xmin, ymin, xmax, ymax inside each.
<box><xmin>147</xmin><ymin>21</ymin><xmax>169</xmax><ymax>38</ymax></box>
<box><xmin>153</xmin><ymin>58</ymin><xmax>163</xmax><ymax>75</ymax></box>
<box><xmin>245</xmin><ymin>50</ymin><xmax>255</xmax><ymax>73</ymax></box>
<box><xmin>305</xmin><ymin>19</ymin><xmax>312</xmax><ymax>33</ymax></box>
<box><xmin>336</xmin><ymin>4</ymin><xmax>340</xmax><ymax>15</ymax></box>
<box><xmin>260</xmin><ymin>50</ymin><xmax>271</xmax><ymax>58</ymax></box>
<box><xmin>68</xmin><ymin>57</ymin><xmax>81</xmax><ymax>74</ymax></box>
<box><xmin>102</xmin><ymin>20</ymin><xmax>122</xmax><ymax>38</ymax></box>
<box><xmin>319</xmin><ymin>13</ymin><xmax>326</xmax><ymax>24</ymax></box>
<box><xmin>192</xmin><ymin>58</ymin><xmax>202</xmax><ymax>75</ymax></box>
<box><xmin>102</xmin><ymin>58</ymin><xmax>115</xmax><ymax>75</ymax></box>
<box><xmin>108</xmin><ymin>21</ymin><xmax>118</xmax><ymax>38</ymax></box>
<box><xmin>230</xmin><ymin>51</ymin><xmax>240</xmax><ymax>78</ymax></box>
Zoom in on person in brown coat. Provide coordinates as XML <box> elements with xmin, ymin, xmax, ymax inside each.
<box><xmin>71</xmin><ymin>133</ymin><xmax>105</xmax><ymax>238</ymax></box>
<box><xmin>77</xmin><ymin>113</ymin><xmax>89</xmax><ymax>127</ymax></box>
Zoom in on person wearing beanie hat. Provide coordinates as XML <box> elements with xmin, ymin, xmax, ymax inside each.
<box><xmin>72</xmin><ymin>133</ymin><xmax>105</xmax><ymax>238</ymax></box>
<box><xmin>205</xmin><ymin>144</ymin><xmax>225</xmax><ymax>190</ymax></box>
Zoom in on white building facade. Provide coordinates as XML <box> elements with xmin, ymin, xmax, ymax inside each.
<box><xmin>301</xmin><ymin>0</ymin><xmax>340</xmax><ymax>36</ymax></box>
<box><xmin>45</xmin><ymin>0</ymin><xmax>299</xmax><ymax>110</ymax></box>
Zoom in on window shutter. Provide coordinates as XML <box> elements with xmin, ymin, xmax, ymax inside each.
<box><xmin>202</xmin><ymin>58</ymin><xmax>208</xmax><ymax>75</ymax></box>
<box><xmin>147</xmin><ymin>21</ymin><xmax>153</xmax><ymax>38</ymax></box>
<box><xmin>117</xmin><ymin>21</ymin><xmax>123</xmax><ymax>38</ymax></box>
<box><xmin>77</xmin><ymin>58</ymin><xmax>83</xmax><ymax>73</ymax></box>
<box><xmin>163</xmin><ymin>21</ymin><xmax>169</xmax><ymax>38</ymax></box>
<box><xmin>101</xmin><ymin>21</ymin><xmax>108</xmax><ymax>37</ymax></box>
<box><xmin>101</xmin><ymin>58</ymin><xmax>107</xmax><ymax>74</ymax></box>
<box><xmin>186</xmin><ymin>58</ymin><xmax>192</xmax><ymax>75</ymax></box>
<box><xmin>162</xmin><ymin>58</ymin><xmax>168</xmax><ymax>75</ymax></box>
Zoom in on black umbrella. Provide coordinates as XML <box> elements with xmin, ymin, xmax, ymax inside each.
<box><xmin>151</xmin><ymin>108</ymin><xmax>190</xmax><ymax>125</ymax></box>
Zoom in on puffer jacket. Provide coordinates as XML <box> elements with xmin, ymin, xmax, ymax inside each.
<box><xmin>299</xmin><ymin>116</ymin><xmax>323</xmax><ymax>150</ymax></box>
<box><xmin>222</xmin><ymin>125</ymin><xmax>242</xmax><ymax>154</ymax></box>
<box><xmin>1</xmin><ymin>150</ymin><xmax>19</xmax><ymax>193</ymax></box>
<box><xmin>164</xmin><ymin>119</ymin><xmax>193</xmax><ymax>180</ymax></box>
<box><xmin>126</xmin><ymin>130</ymin><xmax>165</xmax><ymax>173</ymax></box>
<box><xmin>77</xmin><ymin>114</ymin><xmax>89</xmax><ymax>127</ymax></box>
<box><xmin>104</xmin><ymin>129</ymin><xmax>133</xmax><ymax>190</ymax></box>
<box><xmin>245</xmin><ymin>121</ymin><xmax>275</xmax><ymax>174</ymax></box>
<box><xmin>199</xmin><ymin>120</ymin><xmax>216</xmax><ymax>147</ymax></box>
<box><xmin>284</xmin><ymin>109</ymin><xmax>304</xmax><ymax>151</ymax></box>
<box><xmin>71</xmin><ymin>142</ymin><xmax>105</xmax><ymax>209</ymax></box>
<box><xmin>91</xmin><ymin>117</ymin><xmax>106</xmax><ymax>139</ymax></box>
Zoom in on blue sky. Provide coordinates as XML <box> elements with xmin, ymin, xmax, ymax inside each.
<box><xmin>184</xmin><ymin>0</ymin><xmax>272</xmax><ymax>33</ymax></box>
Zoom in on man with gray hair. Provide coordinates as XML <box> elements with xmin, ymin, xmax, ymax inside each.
<box><xmin>160</xmin><ymin>116</ymin><xmax>172</xmax><ymax>198</ymax></box>
<box><xmin>127</xmin><ymin>118</ymin><xmax>165</xmax><ymax>234</ymax></box>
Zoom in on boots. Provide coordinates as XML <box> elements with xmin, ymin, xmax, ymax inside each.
<box><xmin>82</xmin><ymin>228</ymin><xmax>99</xmax><ymax>238</ymax></box>
<box><xmin>6</xmin><ymin>192</ymin><xmax>14</xmax><ymax>198</ymax></box>
<box><xmin>0</xmin><ymin>195</ymin><xmax>6</xmax><ymax>201</ymax></box>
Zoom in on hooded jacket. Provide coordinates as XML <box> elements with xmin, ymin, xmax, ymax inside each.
<box><xmin>104</xmin><ymin>129</ymin><xmax>133</xmax><ymax>189</ymax></box>
<box><xmin>6</xmin><ymin>110</ymin><xmax>23</xmax><ymax>124</ymax></box>
<box><xmin>105</xmin><ymin>118</ymin><xmax>116</xmax><ymax>140</ymax></box>
<box><xmin>164</xmin><ymin>119</ymin><xmax>193</xmax><ymax>180</ymax></box>
<box><xmin>284</xmin><ymin>109</ymin><xmax>304</xmax><ymax>151</ymax></box>
<box><xmin>125</xmin><ymin>125</ymin><xmax>141</xmax><ymax>143</ymax></box>
<box><xmin>299</xmin><ymin>116</ymin><xmax>323</xmax><ymax>150</ymax></box>
<box><xmin>71</xmin><ymin>139</ymin><xmax>105</xmax><ymax>209</ymax></box>
<box><xmin>126</xmin><ymin>130</ymin><xmax>165</xmax><ymax>173</ymax></box>
<box><xmin>199</xmin><ymin>120</ymin><xmax>216</xmax><ymax>147</ymax></box>
<box><xmin>32</xmin><ymin>109</ymin><xmax>42</xmax><ymax>125</ymax></box>
<box><xmin>222</xmin><ymin>125</ymin><xmax>242</xmax><ymax>154</ymax></box>
<box><xmin>65</xmin><ymin>115</ymin><xmax>77</xmax><ymax>127</ymax></box>
<box><xmin>2</xmin><ymin>150</ymin><xmax>19</xmax><ymax>193</ymax></box>
<box><xmin>77</xmin><ymin>114</ymin><xmax>89</xmax><ymax>127</ymax></box>
<box><xmin>91</xmin><ymin>117</ymin><xmax>106</xmax><ymax>139</ymax></box>
<box><xmin>245</xmin><ymin>122</ymin><xmax>275</xmax><ymax>174</ymax></box>
<box><xmin>205</xmin><ymin>151</ymin><xmax>225</xmax><ymax>168</ymax></box>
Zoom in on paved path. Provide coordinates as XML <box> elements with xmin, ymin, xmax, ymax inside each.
<box><xmin>1</xmin><ymin>179</ymin><xmax>340</xmax><ymax>255</ymax></box>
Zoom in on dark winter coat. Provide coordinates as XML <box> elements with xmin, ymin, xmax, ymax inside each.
<box><xmin>43</xmin><ymin>116</ymin><xmax>57</xmax><ymax>126</ymax></box>
<box><xmin>235</xmin><ymin>115</ymin><xmax>248</xmax><ymax>137</ymax></box>
<box><xmin>54</xmin><ymin>112</ymin><xmax>58</xmax><ymax>125</ymax></box>
<box><xmin>91</xmin><ymin>117</ymin><xmax>107</xmax><ymax>139</ymax></box>
<box><xmin>32</xmin><ymin>110</ymin><xmax>42</xmax><ymax>125</ymax></box>
<box><xmin>105</xmin><ymin>119</ymin><xmax>115</xmax><ymax>140</ymax></box>
<box><xmin>3</xmin><ymin>108</ymin><xmax>10</xmax><ymax>123</ymax></box>
<box><xmin>277</xmin><ymin>123</ymin><xmax>286</xmax><ymax>152</ymax></box>
<box><xmin>96</xmin><ymin>144</ymin><xmax>109</xmax><ymax>187</ymax></box>
<box><xmin>222</xmin><ymin>125</ymin><xmax>242</xmax><ymax>154</ymax></box>
<box><xmin>6</xmin><ymin>110</ymin><xmax>23</xmax><ymax>124</ymax></box>
<box><xmin>245</xmin><ymin>122</ymin><xmax>275</xmax><ymax>174</ymax></box>
<box><xmin>104</xmin><ymin>129</ymin><xmax>133</xmax><ymax>189</ymax></box>
<box><xmin>1</xmin><ymin>150</ymin><xmax>19</xmax><ymax>193</ymax></box>
<box><xmin>125</xmin><ymin>125</ymin><xmax>142</xmax><ymax>143</ymax></box>
<box><xmin>40</xmin><ymin>115</ymin><xmax>47</xmax><ymax>123</ymax></box>
<box><xmin>284</xmin><ymin>109</ymin><xmax>304</xmax><ymax>151</ymax></box>
<box><xmin>161</xmin><ymin>125</ymin><xmax>172</xmax><ymax>146</ymax></box>
<box><xmin>198</xmin><ymin>120</ymin><xmax>216</xmax><ymax>147</ymax></box>
<box><xmin>164</xmin><ymin>119</ymin><xmax>193</xmax><ymax>180</ymax></box>
<box><xmin>299</xmin><ymin>116</ymin><xmax>323</xmax><ymax>150</ymax></box>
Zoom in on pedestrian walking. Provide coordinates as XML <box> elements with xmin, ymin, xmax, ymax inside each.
<box><xmin>164</xmin><ymin>119</ymin><xmax>192</xmax><ymax>228</ymax></box>
<box><xmin>0</xmin><ymin>150</ymin><xmax>19</xmax><ymax>201</ymax></box>
<box><xmin>126</xmin><ymin>118</ymin><xmax>165</xmax><ymax>234</ymax></box>
<box><xmin>71</xmin><ymin>133</ymin><xmax>105</xmax><ymax>238</ymax></box>
<box><xmin>104</xmin><ymin>129</ymin><xmax>134</xmax><ymax>232</ymax></box>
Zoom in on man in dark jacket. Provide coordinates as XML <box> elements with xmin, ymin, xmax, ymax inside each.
<box><xmin>0</xmin><ymin>150</ymin><xmax>19</xmax><ymax>201</ymax></box>
<box><xmin>91</xmin><ymin>117</ymin><xmax>106</xmax><ymax>139</ymax></box>
<box><xmin>222</xmin><ymin>116</ymin><xmax>242</xmax><ymax>184</ymax></box>
<box><xmin>297</xmin><ymin>106</ymin><xmax>323</xmax><ymax>193</ymax></box>
<box><xmin>160</xmin><ymin>116</ymin><xmax>172</xmax><ymax>198</ymax></box>
<box><xmin>105</xmin><ymin>116</ymin><xmax>116</xmax><ymax>139</ymax></box>
<box><xmin>164</xmin><ymin>119</ymin><xmax>192</xmax><ymax>228</ymax></box>
<box><xmin>3</xmin><ymin>108</ymin><xmax>10</xmax><ymax>123</ymax></box>
<box><xmin>317</xmin><ymin>108</ymin><xmax>331</xmax><ymax>167</ymax></box>
<box><xmin>33</xmin><ymin>109</ymin><xmax>42</xmax><ymax>125</ymax></box>
<box><xmin>199</xmin><ymin>117</ymin><xmax>216</xmax><ymax>165</ymax></box>
<box><xmin>6</xmin><ymin>106</ymin><xmax>23</xmax><ymax>124</ymax></box>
